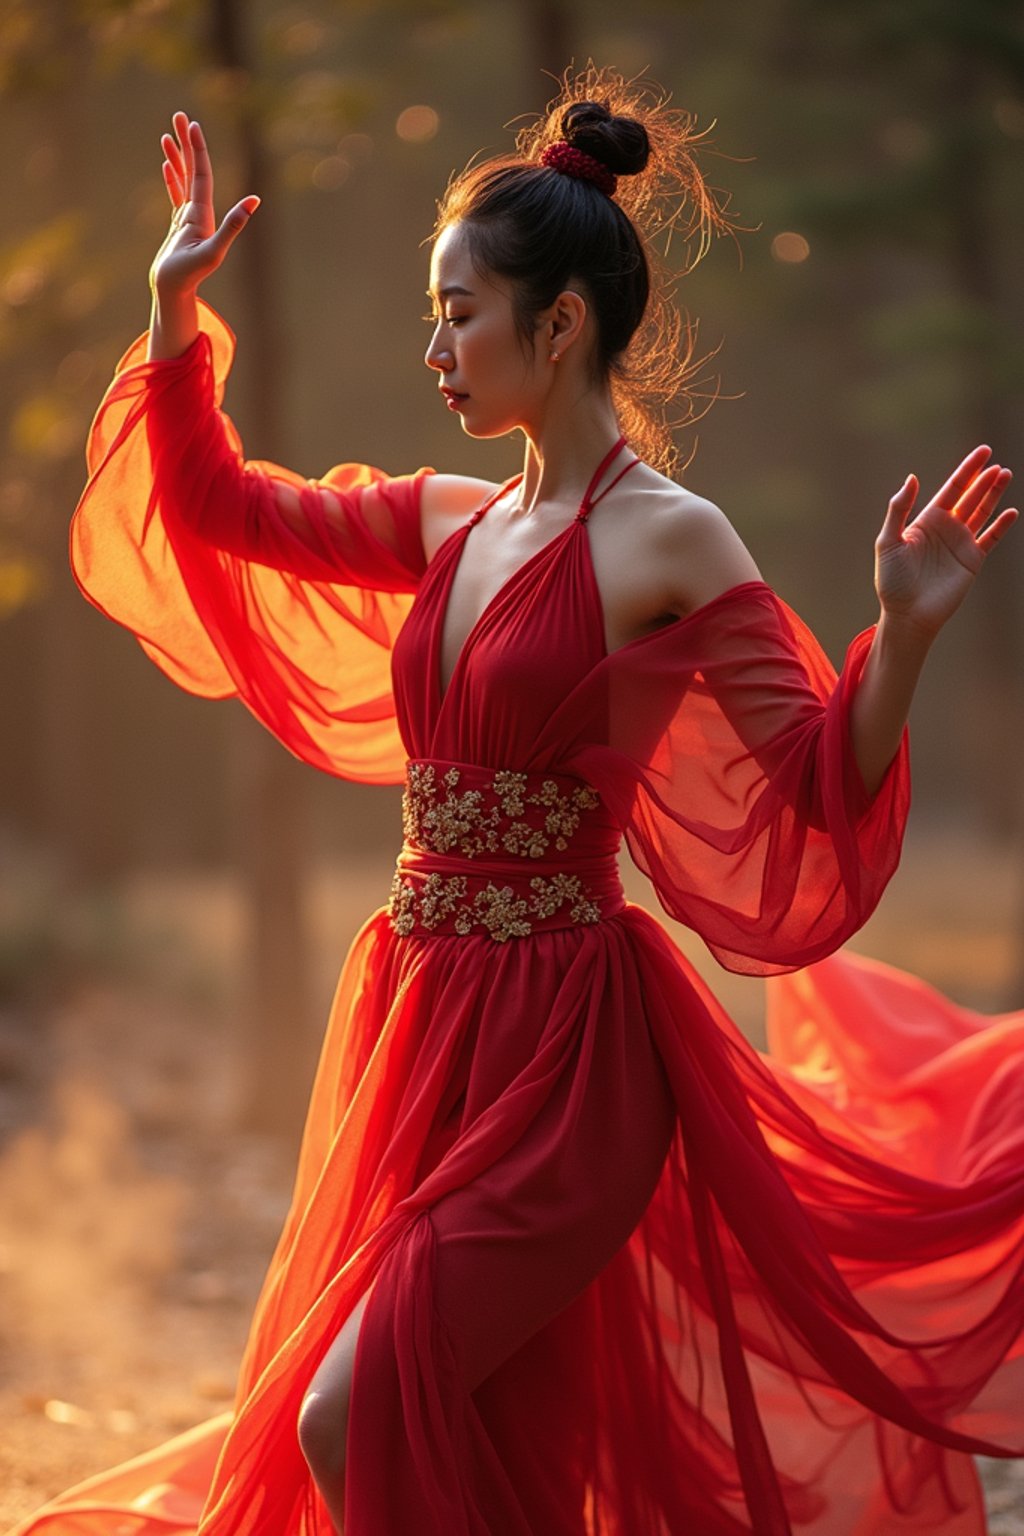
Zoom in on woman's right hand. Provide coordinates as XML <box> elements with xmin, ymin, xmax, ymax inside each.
<box><xmin>149</xmin><ymin>112</ymin><xmax>259</xmax><ymax>298</ymax></box>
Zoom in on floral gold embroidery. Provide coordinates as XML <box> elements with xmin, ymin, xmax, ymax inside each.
<box><xmin>401</xmin><ymin>763</ymin><xmax>601</xmax><ymax>860</ymax></box>
<box><xmin>527</xmin><ymin>873</ymin><xmax>602</xmax><ymax>925</ymax></box>
<box><xmin>388</xmin><ymin>868</ymin><xmax>602</xmax><ymax>941</ymax></box>
<box><xmin>401</xmin><ymin>763</ymin><xmax>501</xmax><ymax>857</ymax></box>
<box><xmin>390</xmin><ymin>762</ymin><xmax>607</xmax><ymax>940</ymax></box>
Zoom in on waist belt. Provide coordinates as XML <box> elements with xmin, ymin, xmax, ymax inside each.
<box><xmin>388</xmin><ymin>759</ymin><xmax>625</xmax><ymax>942</ymax></box>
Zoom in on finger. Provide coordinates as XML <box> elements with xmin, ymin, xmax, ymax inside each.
<box><xmin>876</xmin><ymin>474</ymin><xmax>917</xmax><ymax>549</ymax></box>
<box><xmin>161</xmin><ymin>131</ymin><xmax>184</xmax><ymax>182</ymax></box>
<box><xmin>963</xmin><ymin>468</ymin><xmax>1011</xmax><ymax>530</ymax></box>
<box><xmin>206</xmin><ymin>196</ymin><xmax>260</xmax><ymax>262</ymax></box>
<box><xmin>172</xmin><ymin>109</ymin><xmax>194</xmax><ymax>194</ymax></box>
<box><xmin>189</xmin><ymin>119</ymin><xmax>214</xmax><ymax>210</ymax></box>
<box><xmin>976</xmin><ymin>507</ymin><xmax>1018</xmax><ymax>555</ymax></box>
<box><xmin>929</xmin><ymin>444</ymin><xmax>993</xmax><ymax>513</ymax></box>
<box><xmin>948</xmin><ymin>462</ymin><xmax>1002</xmax><ymax>524</ymax></box>
<box><xmin>161</xmin><ymin>160</ymin><xmax>183</xmax><ymax>207</ymax></box>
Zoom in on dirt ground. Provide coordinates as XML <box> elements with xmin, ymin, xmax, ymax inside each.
<box><xmin>1</xmin><ymin>822</ymin><xmax>1022</xmax><ymax>1529</ymax></box>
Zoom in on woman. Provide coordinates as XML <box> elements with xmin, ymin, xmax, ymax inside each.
<box><xmin>12</xmin><ymin>64</ymin><xmax>1023</xmax><ymax>1536</ymax></box>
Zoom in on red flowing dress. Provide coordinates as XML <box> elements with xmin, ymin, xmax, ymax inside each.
<box><xmin>11</xmin><ymin>300</ymin><xmax>1024</xmax><ymax>1536</ymax></box>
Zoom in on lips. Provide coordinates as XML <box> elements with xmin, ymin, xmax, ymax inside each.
<box><xmin>440</xmin><ymin>387</ymin><xmax>468</xmax><ymax>401</ymax></box>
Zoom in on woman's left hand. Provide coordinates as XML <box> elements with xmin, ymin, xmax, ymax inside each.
<box><xmin>875</xmin><ymin>446</ymin><xmax>1017</xmax><ymax>638</ymax></box>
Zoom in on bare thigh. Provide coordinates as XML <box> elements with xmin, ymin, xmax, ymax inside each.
<box><xmin>299</xmin><ymin>1281</ymin><xmax>377</xmax><ymax>1461</ymax></box>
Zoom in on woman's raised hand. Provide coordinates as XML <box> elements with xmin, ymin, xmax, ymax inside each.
<box><xmin>149</xmin><ymin>112</ymin><xmax>259</xmax><ymax>297</ymax></box>
<box><xmin>874</xmin><ymin>446</ymin><xmax>1017</xmax><ymax>638</ymax></box>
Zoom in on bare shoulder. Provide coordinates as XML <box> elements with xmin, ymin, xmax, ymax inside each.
<box><xmin>629</xmin><ymin>469</ymin><xmax>762</xmax><ymax>615</ymax></box>
<box><xmin>419</xmin><ymin>471</ymin><xmax>501</xmax><ymax>563</ymax></box>
<box><xmin>633</xmin><ymin>468</ymin><xmax>741</xmax><ymax>546</ymax></box>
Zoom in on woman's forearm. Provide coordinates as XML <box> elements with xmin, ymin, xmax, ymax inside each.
<box><xmin>849</xmin><ymin>611</ymin><xmax>934</xmax><ymax>797</ymax></box>
<box><xmin>147</xmin><ymin>284</ymin><xmax>199</xmax><ymax>361</ymax></box>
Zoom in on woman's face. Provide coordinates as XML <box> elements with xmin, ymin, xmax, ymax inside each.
<box><xmin>424</xmin><ymin>221</ymin><xmax>548</xmax><ymax>439</ymax></box>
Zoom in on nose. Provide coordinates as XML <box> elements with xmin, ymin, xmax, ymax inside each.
<box><xmin>424</xmin><ymin>332</ymin><xmax>452</xmax><ymax>373</ymax></box>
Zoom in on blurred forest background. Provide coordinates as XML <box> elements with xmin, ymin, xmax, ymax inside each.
<box><xmin>0</xmin><ymin>0</ymin><xmax>1022</xmax><ymax>1523</ymax></box>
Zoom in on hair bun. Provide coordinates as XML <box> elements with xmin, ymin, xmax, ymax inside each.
<box><xmin>561</xmin><ymin>100</ymin><xmax>650</xmax><ymax>177</ymax></box>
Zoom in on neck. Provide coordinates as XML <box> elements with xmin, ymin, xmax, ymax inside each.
<box><xmin>513</xmin><ymin>389</ymin><xmax>626</xmax><ymax>516</ymax></box>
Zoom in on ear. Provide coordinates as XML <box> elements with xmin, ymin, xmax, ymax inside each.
<box><xmin>546</xmin><ymin>288</ymin><xmax>588</xmax><ymax>357</ymax></box>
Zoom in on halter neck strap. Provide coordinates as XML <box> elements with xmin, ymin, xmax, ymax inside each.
<box><xmin>467</xmin><ymin>434</ymin><xmax>641</xmax><ymax>528</ymax></box>
<box><xmin>468</xmin><ymin>477</ymin><xmax>520</xmax><ymax>527</ymax></box>
<box><xmin>577</xmin><ymin>434</ymin><xmax>642</xmax><ymax>521</ymax></box>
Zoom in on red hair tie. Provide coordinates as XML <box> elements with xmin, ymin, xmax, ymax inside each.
<box><xmin>540</xmin><ymin>141</ymin><xmax>617</xmax><ymax>197</ymax></box>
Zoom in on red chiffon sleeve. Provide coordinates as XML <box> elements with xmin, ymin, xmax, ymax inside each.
<box><xmin>70</xmin><ymin>297</ymin><xmax>435</xmax><ymax>784</ymax></box>
<box><xmin>556</xmin><ymin>581</ymin><xmax>911</xmax><ymax>975</ymax></box>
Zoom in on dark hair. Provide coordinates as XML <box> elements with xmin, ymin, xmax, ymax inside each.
<box><xmin>433</xmin><ymin>63</ymin><xmax>747</xmax><ymax>475</ymax></box>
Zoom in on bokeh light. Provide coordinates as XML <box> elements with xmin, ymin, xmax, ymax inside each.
<box><xmin>311</xmin><ymin>156</ymin><xmax>350</xmax><ymax>191</ymax></box>
<box><xmin>770</xmin><ymin>231</ymin><xmax>810</xmax><ymax>264</ymax></box>
<box><xmin>338</xmin><ymin>131</ymin><xmax>373</xmax><ymax>161</ymax></box>
<box><xmin>284</xmin><ymin>149</ymin><xmax>319</xmax><ymax>190</ymax></box>
<box><xmin>56</xmin><ymin>350</ymin><xmax>96</xmax><ymax>392</ymax></box>
<box><xmin>281</xmin><ymin>19</ymin><xmax>325</xmax><ymax>56</ymax></box>
<box><xmin>993</xmin><ymin>98</ymin><xmax>1024</xmax><ymax>138</ymax></box>
<box><xmin>878</xmin><ymin>118</ymin><xmax>930</xmax><ymax>162</ymax></box>
<box><xmin>2</xmin><ymin>268</ymin><xmax>44</xmax><ymax>306</ymax></box>
<box><xmin>395</xmin><ymin>105</ymin><xmax>439</xmax><ymax>144</ymax></box>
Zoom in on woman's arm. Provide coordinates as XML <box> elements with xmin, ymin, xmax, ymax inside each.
<box><xmin>851</xmin><ymin>449</ymin><xmax>1016</xmax><ymax>793</ymax></box>
<box><xmin>141</xmin><ymin>116</ymin><xmax>500</xmax><ymax>579</ymax></box>
<box><xmin>138</xmin><ymin>113</ymin><xmax>432</xmax><ymax>580</ymax></box>
<box><xmin>658</xmin><ymin>450</ymin><xmax>1017</xmax><ymax>798</ymax></box>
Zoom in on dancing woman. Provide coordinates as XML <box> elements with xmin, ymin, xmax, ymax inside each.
<box><xmin>11</xmin><ymin>63</ymin><xmax>1023</xmax><ymax>1536</ymax></box>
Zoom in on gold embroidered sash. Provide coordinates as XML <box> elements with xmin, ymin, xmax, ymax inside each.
<box><xmin>388</xmin><ymin>760</ymin><xmax>626</xmax><ymax>941</ymax></box>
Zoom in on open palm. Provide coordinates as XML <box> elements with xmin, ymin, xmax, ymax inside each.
<box><xmin>876</xmin><ymin>447</ymin><xmax>1017</xmax><ymax>636</ymax></box>
<box><xmin>149</xmin><ymin>111</ymin><xmax>258</xmax><ymax>295</ymax></box>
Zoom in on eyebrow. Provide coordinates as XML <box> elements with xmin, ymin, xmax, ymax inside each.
<box><xmin>425</xmin><ymin>285</ymin><xmax>475</xmax><ymax>300</ymax></box>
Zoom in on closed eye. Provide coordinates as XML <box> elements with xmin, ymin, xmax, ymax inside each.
<box><xmin>421</xmin><ymin>313</ymin><xmax>466</xmax><ymax>326</ymax></box>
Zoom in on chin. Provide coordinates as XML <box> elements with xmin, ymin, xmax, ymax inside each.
<box><xmin>457</xmin><ymin>412</ymin><xmax>520</xmax><ymax>442</ymax></box>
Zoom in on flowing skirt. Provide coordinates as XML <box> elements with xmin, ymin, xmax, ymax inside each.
<box><xmin>8</xmin><ymin>905</ymin><xmax>1024</xmax><ymax>1536</ymax></box>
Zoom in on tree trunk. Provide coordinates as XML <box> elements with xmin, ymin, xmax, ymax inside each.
<box><xmin>940</xmin><ymin>51</ymin><xmax>1024</xmax><ymax>999</ymax></box>
<box><xmin>33</xmin><ymin>0</ymin><xmax>126</xmax><ymax>891</ymax></box>
<box><xmin>522</xmin><ymin>0</ymin><xmax>574</xmax><ymax>89</ymax></box>
<box><xmin>209</xmin><ymin>0</ymin><xmax>315</xmax><ymax>1146</ymax></box>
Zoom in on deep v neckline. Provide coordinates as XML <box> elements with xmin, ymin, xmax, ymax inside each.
<box><xmin>434</xmin><ymin>437</ymin><xmax>641</xmax><ymax>711</ymax></box>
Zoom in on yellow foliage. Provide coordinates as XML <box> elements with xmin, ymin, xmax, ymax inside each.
<box><xmin>11</xmin><ymin>393</ymin><xmax>79</xmax><ymax>458</ymax></box>
<box><xmin>0</xmin><ymin>212</ymin><xmax>84</xmax><ymax>292</ymax></box>
<box><xmin>0</xmin><ymin>554</ymin><xmax>47</xmax><ymax>617</ymax></box>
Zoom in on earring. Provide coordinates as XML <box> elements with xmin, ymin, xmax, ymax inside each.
<box><xmin>549</xmin><ymin>351</ymin><xmax>560</xmax><ymax>362</ymax></box>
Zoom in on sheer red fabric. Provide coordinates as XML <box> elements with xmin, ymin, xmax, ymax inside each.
<box><xmin>71</xmin><ymin>298</ymin><xmax>432</xmax><ymax>783</ymax></box>
<box><xmin>14</xmin><ymin>299</ymin><xmax>1022</xmax><ymax>1536</ymax></box>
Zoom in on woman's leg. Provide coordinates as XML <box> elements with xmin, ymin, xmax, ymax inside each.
<box><xmin>297</xmin><ymin>1014</ymin><xmax>677</xmax><ymax>1530</ymax></box>
<box><xmin>296</xmin><ymin>1283</ymin><xmax>376</xmax><ymax>1532</ymax></box>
